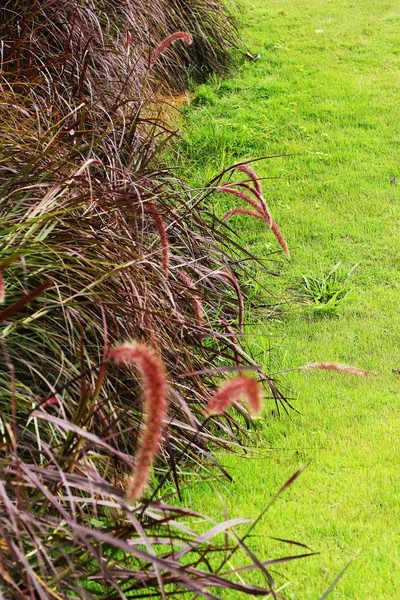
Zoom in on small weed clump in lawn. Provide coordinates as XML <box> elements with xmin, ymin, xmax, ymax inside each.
<box><xmin>301</xmin><ymin>262</ymin><xmax>359</xmax><ymax>316</ymax></box>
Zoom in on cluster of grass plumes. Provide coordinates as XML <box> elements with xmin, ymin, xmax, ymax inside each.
<box><xmin>0</xmin><ymin>2</ymin><xmax>301</xmax><ymax>597</ymax></box>
<box><xmin>213</xmin><ymin>163</ymin><xmax>290</xmax><ymax>258</ymax></box>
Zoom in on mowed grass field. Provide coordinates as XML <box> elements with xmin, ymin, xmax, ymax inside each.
<box><xmin>177</xmin><ymin>0</ymin><xmax>400</xmax><ymax>597</ymax></box>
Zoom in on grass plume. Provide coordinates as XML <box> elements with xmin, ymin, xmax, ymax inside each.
<box><xmin>301</xmin><ymin>363</ymin><xmax>377</xmax><ymax>376</ymax></box>
<box><xmin>206</xmin><ymin>375</ymin><xmax>263</xmax><ymax>417</ymax></box>
<box><xmin>151</xmin><ymin>31</ymin><xmax>193</xmax><ymax>66</ymax></box>
<box><xmin>108</xmin><ymin>342</ymin><xmax>168</xmax><ymax>502</ymax></box>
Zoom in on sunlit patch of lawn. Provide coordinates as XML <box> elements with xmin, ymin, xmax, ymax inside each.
<box><xmin>178</xmin><ymin>0</ymin><xmax>400</xmax><ymax>597</ymax></box>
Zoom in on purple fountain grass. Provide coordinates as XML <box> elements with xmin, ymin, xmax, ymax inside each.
<box><xmin>150</xmin><ymin>31</ymin><xmax>193</xmax><ymax>66</ymax></box>
<box><xmin>220</xmin><ymin>320</ymin><xmax>241</xmax><ymax>366</ymax></box>
<box><xmin>216</xmin><ymin>183</ymin><xmax>264</xmax><ymax>214</ymax></box>
<box><xmin>219</xmin><ymin>166</ymin><xmax>271</xmax><ymax>224</ymax></box>
<box><xmin>0</xmin><ymin>278</ymin><xmax>52</xmax><ymax>324</ymax></box>
<box><xmin>219</xmin><ymin>163</ymin><xmax>290</xmax><ymax>258</ymax></box>
<box><xmin>144</xmin><ymin>201</ymin><xmax>170</xmax><ymax>278</ymax></box>
<box><xmin>235</xmin><ymin>163</ymin><xmax>262</xmax><ymax>196</ymax></box>
<box><xmin>40</xmin><ymin>396</ymin><xmax>60</xmax><ymax>409</ymax></box>
<box><xmin>0</xmin><ymin>272</ymin><xmax>4</xmax><ymax>304</ymax></box>
<box><xmin>177</xmin><ymin>271</ymin><xmax>204</xmax><ymax>327</ymax></box>
<box><xmin>108</xmin><ymin>341</ymin><xmax>168</xmax><ymax>502</ymax></box>
<box><xmin>214</xmin><ymin>271</ymin><xmax>244</xmax><ymax>332</ymax></box>
<box><xmin>125</xmin><ymin>25</ymin><xmax>131</xmax><ymax>56</ymax></box>
<box><xmin>302</xmin><ymin>362</ymin><xmax>377</xmax><ymax>377</ymax></box>
<box><xmin>233</xmin><ymin>164</ymin><xmax>272</xmax><ymax>221</ymax></box>
<box><xmin>0</xmin><ymin>3</ymin><xmax>300</xmax><ymax>596</ymax></box>
<box><xmin>233</xmin><ymin>181</ymin><xmax>271</xmax><ymax>221</ymax></box>
<box><xmin>206</xmin><ymin>375</ymin><xmax>262</xmax><ymax>417</ymax></box>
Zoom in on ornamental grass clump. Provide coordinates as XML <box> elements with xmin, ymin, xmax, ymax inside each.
<box><xmin>0</xmin><ymin>1</ymin><xmax>303</xmax><ymax>597</ymax></box>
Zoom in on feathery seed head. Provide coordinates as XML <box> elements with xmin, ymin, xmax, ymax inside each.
<box><xmin>151</xmin><ymin>32</ymin><xmax>193</xmax><ymax>66</ymax></box>
<box><xmin>302</xmin><ymin>362</ymin><xmax>377</xmax><ymax>376</ymax></box>
<box><xmin>270</xmin><ymin>220</ymin><xmax>290</xmax><ymax>258</ymax></box>
<box><xmin>206</xmin><ymin>375</ymin><xmax>262</xmax><ymax>417</ymax></box>
<box><xmin>217</xmin><ymin>184</ymin><xmax>264</xmax><ymax>214</ymax></box>
<box><xmin>218</xmin><ymin>168</ymin><xmax>289</xmax><ymax>257</ymax></box>
<box><xmin>108</xmin><ymin>341</ymin><xmax>168</xmax><ymax>502</ymax></box>
<box><xmin>235</xmin><ymin>163</ymin><xmax>262</xmax><ymax>196</ymax></box>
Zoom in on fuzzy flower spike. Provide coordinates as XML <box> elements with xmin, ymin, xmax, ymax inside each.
<box><xmin>206</xmin><ymin>375</ymin><xmax>262</xmax><ymax>418</ymax></box>
<box><xmin>302</xmin><ymin>362</ymin><xmax>377</xmax><ymax>377</ymax></box>
<box><xmin>150</xmin><ymin>31</ymin><xmax>193</xmax><ymax>66</ymax></box>
<box><xmin>108</xmin><ymin>341</ymin><xmax>168</xmax><ymax>502</ymax></box>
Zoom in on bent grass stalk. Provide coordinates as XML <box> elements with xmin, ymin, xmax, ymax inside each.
<box><xmin>108</xmin><ymin>341</ymin><xmax>168</xmax><ymax>502</ymax></box>
<box><xmin>220</xmin><ymin>319</ymin><xmax>241</xmax><ymax>366</ymax></box>
<box><xmin>214</xmin><ymin>270</ymin><xmax>244</xmax><ymax>332</ymax></box>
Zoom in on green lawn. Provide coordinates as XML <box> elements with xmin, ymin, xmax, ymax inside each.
<box><xmin>177</xmin><ymin>0</ymin><xmax>400</xmax><ymax>597</ymax></box>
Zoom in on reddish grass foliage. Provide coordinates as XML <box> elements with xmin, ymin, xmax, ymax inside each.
<box><xmin>0</xmin><ymin>272</ymin><xmax>4</xmax><ymax>304</ymax></box>
<box><xmin>177</xmin><ymin>270</ymin><xmax>205</xmax><ymax>326</ymax></box>
<box><xmin>143</xmin><ymin>201</ymin><xmax>170</xmax><ymax>278</ymax></box>
<box><xmin>221</xmin><ymin>320</ymin><xmax>241</xmax><ymax>366</ymax></box>
<box><xmin>214</xmin><ymin>270</ymin><xmax>244</xmax><ymax>332</ymax></box>
<box><xmin>0</xmin><ymin>2</ymin><xmax>301</xmax><ymax>597</ymax></box>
